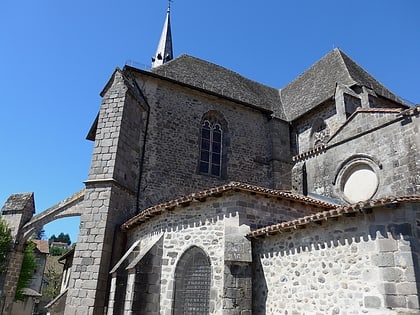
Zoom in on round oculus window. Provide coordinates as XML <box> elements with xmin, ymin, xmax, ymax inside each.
<box><xmin>342</xmin><ymin>164</ymin><xmax>378</xmax><ymax>203</ymax></box>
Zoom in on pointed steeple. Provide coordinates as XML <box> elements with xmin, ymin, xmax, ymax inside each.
<box><xmin>151</xmin><ymin>2</ymin><xmax>173</xmax><ymax>68</ymax></box>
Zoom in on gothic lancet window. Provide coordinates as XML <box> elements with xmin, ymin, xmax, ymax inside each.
<box><xmin>200</xmin><ymin>120</ymin><xmax>222</xmax><ymax>176</ymax></box>
<box><xmin>173</xmin><ymin>246</ymin><xmax>211</xmax><ymax>315</ymax></box>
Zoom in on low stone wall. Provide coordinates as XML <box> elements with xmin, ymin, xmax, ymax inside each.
<box><xmin>252</xmin><ymin>203</ymin><xmax>420</xmax><ymax>314</ymax></box>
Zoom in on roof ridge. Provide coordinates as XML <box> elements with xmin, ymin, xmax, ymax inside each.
<box><xmin>334</xmin><ymin>49</ymin><xmax>358</xmax><ymax>86</ymax></box>
<box><xmin>337</xmin><ymin>50</ymin><xmax>404</xmax><ymax>104</ymax></box>
<box><xmin>155</xmin><ymin>54</ymin><xmax>278</xmax><ymax>91</ymax></box>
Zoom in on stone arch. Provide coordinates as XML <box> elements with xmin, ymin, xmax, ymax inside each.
<box><xmin>0</xmin><ymin>190</ymin><xmax>84</xmax><ymax>314</ymax></box>
<box><xmin>20</xmin><ymin>190</ymin><xmax>84</xmax><ymax>242</ymax></box>
<box><xmin>173</xmin><ymin>246</ymin><xmax>211</xmax><ymax>315</ymax></box>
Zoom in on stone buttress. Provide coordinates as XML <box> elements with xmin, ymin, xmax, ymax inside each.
<box><xmin>64</xmin><ymin>69</ymin><xmax>147</xmax><ymax>315</ymax></box>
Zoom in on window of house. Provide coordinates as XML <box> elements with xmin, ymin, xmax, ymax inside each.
<box><xmin>173</xmin><ymin>246</ymin><xmax>211</xmax><ymax>315</ymax></box>
<box><xmin>199</xmin><ymin>119</ymin><xmax>223</xmax><ymax>177</ymax></box>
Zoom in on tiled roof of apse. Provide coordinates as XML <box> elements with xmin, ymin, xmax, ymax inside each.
<box><xmin>248</xmin><ymin>195</ymin><xmax>420</xmax><ymax>238</ymax></box>
<box><xmin>121</xmin><ymin>182</ymin><xmax>337</xmax><ymax>231</ymax></box>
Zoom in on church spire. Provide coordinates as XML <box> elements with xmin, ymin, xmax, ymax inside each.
<box><xmin>151</xmin><ymin>2</ymin><xmax>173</xmax><ymax>68</ymax></box>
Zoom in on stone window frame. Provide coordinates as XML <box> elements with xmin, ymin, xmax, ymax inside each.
<box><xmin>172</xmin><ymin>246</ymin><xmax>212</xmax><ymax>315</ymax></box>
<box><xmin>309</xmin><ymin>117</ymin><xmax>329</xmax><ymax>148</ymax></box>
<box><xmin>198</xmin><ymin>111</ymin><xmax>228</xmax><ymax>178</ymax></box>
<box><xmin>334</xmin><ymin>155</ymin><xmax>382</xmax><ymax>204</ymax></box>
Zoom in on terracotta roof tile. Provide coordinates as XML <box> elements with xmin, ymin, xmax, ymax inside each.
<box><xmin>247</xmin><ymin>195</ymin><xmax>420</xmax><ymax>238</ymax></box>
<box><xmin>31</xmin><ymin>239</ymin><xmax>50</xmax><ymax>254</ymax></box>
<box><xmin>121</xmin><ymin>182</ymin><xmax>337</xmax><ymax>231</ymax></box>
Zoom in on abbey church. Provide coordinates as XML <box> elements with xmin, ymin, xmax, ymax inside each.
<box><xmin>1</xmin><ymin>5</ymin><xmax>419</xmax><ymax>315</ymax></box>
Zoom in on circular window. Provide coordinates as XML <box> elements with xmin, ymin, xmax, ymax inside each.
<box><xmin>342</xmin><ymin>164</ymin><xmax>378</xmax><ymax>203</ymax></box>
<box><xmin>335</xmin><ymin>156</ymin><xmax>382</xmax><ymax>204</ymax></box>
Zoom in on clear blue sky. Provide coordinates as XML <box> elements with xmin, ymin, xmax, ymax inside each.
<box><xmin>1</xmin><ymin>1</ymin><xmax>419</xmax><ymax>243</ymax></box>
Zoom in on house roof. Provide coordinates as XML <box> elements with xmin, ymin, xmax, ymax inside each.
<box><xmin>121</xmin><ymin>182</ymin><xmax>337</xmax><ymax>231</ymax></box>
<box><xmin>247</xmin><ymin>195</ymin><xmax>420</xmax><ymax>238</ymax></box>
<box><xmin>151</xmin><ymin>54</ymin><xmax>285</xmax><ymax>119</ymax></box>
<box><xmin>280</xmin><ymin>48</ymin><xmax>405</xmax><ymax>121</ymax></box>
<box><xmin>58</xmin><ymin>247</ymin><xmax>75</xmax><ymax>262</ymax></box>
<box><xmin>51</xmin><ymin>242</ymin><xmax>69</xmax><ymax>247</ymax></box>
<box><xmin>32</xmin><ymin>239</ymin><xmax>50</xmax><ymax>254</ymax></box>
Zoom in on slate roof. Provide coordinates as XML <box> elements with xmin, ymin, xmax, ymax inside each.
<box><xmin>121</xmin><ymin>182</ymin><xmax>337</xmax><ymax>231</ymax></box>
<box><xmin>151</xmin><ymin>54</ymin><xmax>285</xmax><ymax>119</ymax></box>
<box><xmin>149</xmin><ymin>50</ymin><xmax>405</xmax><ymax>122</ymax></box>
<box><xmin>280</xmin><ymin>48</ymin><xmax>405</xmax><ymax>121</ymax></box>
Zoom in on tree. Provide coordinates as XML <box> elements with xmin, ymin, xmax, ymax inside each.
<box><xmin>32</xmin><ymin>226</ymin><xmax>46</xmax><ymax>240</ymax></box>
<box><xmin>0</xmin><ymin>215</ymin><xmax>13</xmax><ymax>273</ymax></box>
<box><xmin>15</xmin><ymin>242</ymin><xmax>38</xmax><ymax>301</ymax></box>
<box><xmin>50</xmin><ymin>246</ymin><xmax>67</xmax><ymax>256</ymax></box>
<box><xmin>41</xmin><ymin>261</ymin><xmax>62</xmax><ymax>299</ymax></box>
<box><xmin>49</xmin><ymin>232</ymin><xmax>71</xmax><ymax>246</ymax></box>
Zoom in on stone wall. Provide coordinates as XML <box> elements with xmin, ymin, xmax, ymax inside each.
<box><xmin>118</xmin><ymin>190</ymin><xmax>321</xmax><ymax>314</ymax></box>
<box><xmin>300</xmin><ymin>109</ymin><xmax>419</xmax><ymax>201</ymax></box>
<box><xmin>0</xmin><ymin>193</ymin><xmax>35</xmax><ymax>314</ymax></box>
<box><xmin>131</xmin><ymin>70</ymin><xmax>292</xmax><ymax>210</ymax></box>
<box><xmin>292</xmin><ymin>100</ymin><xmax>338</xmax><ymax>155</ymax></box>
<box><xmin>252</xmin><ymin>202</ymin><xmax>420</xmax><ymax>314</ymax></box>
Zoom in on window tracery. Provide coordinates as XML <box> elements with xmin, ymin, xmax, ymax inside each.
<box><xmin>173</xmin><ymin>247</ymin><xmax>211</xmax><ymax>314</ymax></box>
<box><xmin>198</xmin><ymin>111</ymin><xmax>228</xmax><ymax>178</ymax></box>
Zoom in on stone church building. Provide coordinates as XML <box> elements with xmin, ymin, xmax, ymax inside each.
<box><xmin>1</xmin><ymin>6</ymin><xmax>419</xmax><ymax>315</ymax></box>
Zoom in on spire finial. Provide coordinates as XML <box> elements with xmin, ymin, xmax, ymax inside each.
<box><xmin>151</xmin><ymin>2</ymin><xmax>174</xmax><ymax>68</ymax></box>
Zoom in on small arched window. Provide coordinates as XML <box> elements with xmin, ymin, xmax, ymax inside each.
<box><xmin>173</xmin><ymin>247</ymin><xmax>211</xmax><ymax>314</ymax></box>
<box><xmin>199</xmin><ymin>114</ymin><xmax>225</xmax><ymax>177</ymax></box>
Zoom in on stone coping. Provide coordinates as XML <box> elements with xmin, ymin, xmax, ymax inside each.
<box><xmin>247</xmin><ymin>195</ymin><xmax>420</xmax><ymax>238</ymax></box>
<box><xmin>121</xmin><ymin>182</ymin><xmax>337</xmax><ymax>231</ymax></box>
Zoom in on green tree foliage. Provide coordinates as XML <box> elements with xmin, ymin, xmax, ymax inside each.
<box><xmin>49</xmin><ymin>232</ymin><xmax>71</xmax><ymax>245</ymax></box>
<box><xmin>50</xmin><ymin>246</ymin><xmax>67</xmax><ymax>256</ymax></box>
<box><xmin>41</xmin><ymin>259</ymin><xmax>62</xmax><ymax>299</ymax></box>
<box><xmin>0</xmin><ymin>215</ymin><xmax>13</xmax><ymax>273</ymax></box>
<box><xmin>15</xmin><ymin>242</ymin><xmax>38</xmax><ymax>301</ymax></box>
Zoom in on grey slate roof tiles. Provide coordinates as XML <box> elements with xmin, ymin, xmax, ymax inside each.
<box><xmin>151</xmin><ymin>54</ymin><xmax>285</xmax><ymax>119</ymax></box>
<box><xmin>150</xmin><ymin>49</ymin><xmax>405</xmax><ymax>122</ymax></box>
<box><xmin>280</xmin><ymin>48</ymin><xmax>404</xmax><ymax>121</ymax></box>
